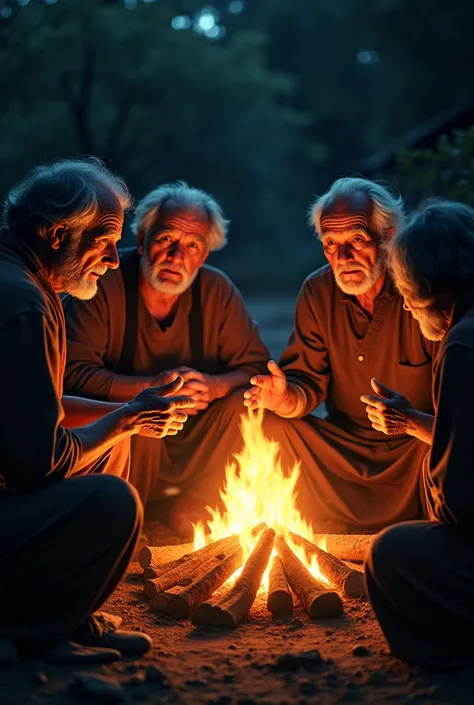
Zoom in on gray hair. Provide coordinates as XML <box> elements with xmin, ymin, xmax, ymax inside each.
<box><xmin>3</xmin><ymin>156</ymin><xmax>132</xmax><ymax>241</ymax></box>
<box><xmin>309</xmin><ymin>177</ymin><xmax>405</xmax><ymax>238</ymax></box>
<box><xmin>131</xmin><ymin>181</ymin><xmax>229</xmax><ymax>252</ymax></box>
<box><xmin>390</xmin><ymin>199</ymin><xmax>474</xmax><ymax>303</ymax></box>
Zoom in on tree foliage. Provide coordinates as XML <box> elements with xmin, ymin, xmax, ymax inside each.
<box><xmin>0</xmin><ymin>0</ymin><xmax>314</xmax><ymax>291</ymax></box>
<box><xmin>1</xmin><ymin>0</ymin><xmax>474</xmax><ymax>291</ymax></box>
<box><xmin>396</xmin><ymin>127</ymin><xmax>474</xmax><ymax>206</ymax></box>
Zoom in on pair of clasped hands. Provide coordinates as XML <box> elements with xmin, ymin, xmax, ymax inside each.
<box><xmin>243</xmin><ymin>360</ymin><xmax>414</xmax><ymax>436</ymax></box>
<box><xmin>128</xmin><ymin>366</ymin><xmax>220</xmax><ymax>439</ymax></box>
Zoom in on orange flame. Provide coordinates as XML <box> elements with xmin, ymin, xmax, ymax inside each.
<box><xmin>193</xmin><ymin>409</ymin><xmax>329</xmax><ymax>587</ymax></box>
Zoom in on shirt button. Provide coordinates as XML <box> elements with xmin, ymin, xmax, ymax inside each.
<box><xmin>357</xmin><ymin>355</ymin><xmax>365</xmax><ymax>362</ymax></box>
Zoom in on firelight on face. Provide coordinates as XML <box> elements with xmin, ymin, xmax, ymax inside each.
<box><xmin>321</xmin><ymin>227</ymin><xmax>384</xmax><ymax>296</ymax></box>
<box><xmin>142</xmin><ymin>209</ymin><xmax>209</xmax><ymax>296</ymax></box>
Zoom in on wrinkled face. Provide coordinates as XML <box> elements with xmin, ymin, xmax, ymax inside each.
<box><xmin>320</xmin><ymin>193</ymin><xmax>386</xmax><ymax>296</ymax></box>
<box><xmin>56</xmin><ymin>193</ymin><xmax>123</xmax><ymax>300</ymax></box>
<box><xmin>322</xmin><ymin>227</ymin><xmax>384</xmax><ymax>295</ymax></box>
<box><xmin>139</xmin><ymin>206</ymin><xmax>209</xmax><ymax>296</ymax></box>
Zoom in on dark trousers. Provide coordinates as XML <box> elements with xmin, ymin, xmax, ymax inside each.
<box><xmin>365</xmin><ymin>521</ymin><xmax>474</xmax><ymax>667</ymax></box>
<box><xmin>261</xmin><ymin>412</ymin><xmax>427</xmax><ymax>532</ymax></box>
<box><xmin>129</xmin><ymin>391</ymin><xmax>247</xmax><ymax>507</ymax></box>
<box><xmin>0</xmin><ymin>474</ymin><xmax>142</xmax><ymax>649</ymax></box>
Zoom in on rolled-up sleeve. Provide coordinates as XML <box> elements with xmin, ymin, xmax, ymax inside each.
<box><xmin>0</xmin><ymin>313</ymin><xmax>82</xmax><ymax>490</ymax></box>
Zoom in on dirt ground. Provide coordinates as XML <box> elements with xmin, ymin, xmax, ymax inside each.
<box><xmin>2</xmin><ymin>524</ymin><xmax>474</xmax><ymax>705</ymax></box>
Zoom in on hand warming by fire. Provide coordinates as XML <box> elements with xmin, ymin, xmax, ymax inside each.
<box><xmin>139</xmin><ymin>410</ymin><xmax>368</xmax><ymax>627</ymax></box>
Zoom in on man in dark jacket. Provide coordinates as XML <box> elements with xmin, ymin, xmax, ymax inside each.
<box><xmin>363</xmin><ymin>200</ymin><xmax>474</xmax><ymax>667</ymax></box>
<box><xmin>0</xmin><ymin>158</ymin><xmax>194</xmax><ymax>664</ymax></box>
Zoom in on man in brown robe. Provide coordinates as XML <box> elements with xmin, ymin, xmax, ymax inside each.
<box><xmin>64</xmin><ymin>181</ymin><xmax>269</xmax><ymax>535</ymax></box>
<box><xmin>245</xmin><ymin>177</ymin><xmax>438</xmax><ymax>532</ymax></box>
<box><xmin>0</xmin><ymin>159</ymin><xmax>194</xmax><ymax>663</ymax></box>
<box><xmin>364</xmin><ymin>200</ymin><xmax>474</xmax><ymax>667</ymax></box>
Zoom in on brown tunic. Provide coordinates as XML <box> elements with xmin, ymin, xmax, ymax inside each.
<box><xmin>64</xmin><ymin>263</ymin><xmax>268</xmax><ymax>399</ymax></box>
<box><xmin>64</xmin><ymin>261</ymin><xmax>269</xmax><ymax>504</ymax></box>
<box><xmin>262</xmin><ymin>264</ymin><xmax>439</xmax><ymax>531</ymax></box>
<box><xmin>282</xmin><ymin>264</ymin><xmax>437</xmax><ymax>428</ymax></box>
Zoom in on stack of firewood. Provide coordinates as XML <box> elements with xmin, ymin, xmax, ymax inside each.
<box><xmin>139</xmin><ymin>529</ymin><xmax>372</xmax><ymax>628</ymax></box>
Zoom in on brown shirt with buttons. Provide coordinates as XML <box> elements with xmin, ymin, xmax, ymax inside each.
<box><xmin>280</xmin><ymin>264</ymin><xmax>438</xmax><ymax>439</ymax></box>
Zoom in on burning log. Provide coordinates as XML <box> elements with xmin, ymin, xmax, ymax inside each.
<box><xmin>311</xmin><ymin>534</ymin><xmax>374</xmax><ymax>563</ymax></box>
<box><xmin>290</xmin><ymin>533</ymin><xmax>365</xmax><ymax>598</ymax></box>
<box><xmin>140</xmin><ymin>522</ymin><xmax>267</xmax><ymax>575</ymax></box>
<box><xmin>266</xmin><ymin>555</ymin><xmax>293</xmax><ymax>616</ymax></box>
<box><xmin>275</xmin><ymin>536</ymin><xmax>343</xmax><ymax>618</ymax></box>
<box><xmin>138</xmin><ymin>542</ymin><xmax>194</xmax><ymax>569</ymax></box>
<box><xmin>150</xmin><ymin>546</ymin><xmax>238</xmax><ymax>613</ymax></box>
<box><xmin>192</xmin><ymin>527</ymin><xmax>276</xmax><ymax>628</ymax></box>
<box><xmin>142</xmin><ymin>556</ymin><xmax>189</xmax><ymax>581</ymax></box>
<box><xmin>150</xmin><ymin>583</ymin><xmax>185</xmax><ymax>613</ymax></box>
<box><xmin>144</xmin><ymin>535</ymin><xmax>239</xmax><ymax>599</ymax></box>
<box><xmin>151</xmin><ymin>541</ymin><xmax>242</xmax><ymax>613</ymax></box>
<box><xmin>139</xmin><ymin>535</ymin><xmax>238</xmax><ymax>574</ymax></box>
<box><xmin>165</xmin><ymin>545</ymin><xmax>245</xmax><ymax>619</ymax></box>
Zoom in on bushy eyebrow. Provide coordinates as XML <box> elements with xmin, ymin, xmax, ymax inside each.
<box><xmin>152</xmin><ymin>229</ymin><xmax>205</xmax><ymax>243</ymax></box>
<box><xmin>96</xmin><ymin>225</ymin><xmax>122</xmax><ymax>236</ymax></box>
<box><xmin>321</xmin><ymin>228</ymin><xmax>371</xmax><ymax>239</ymax></box>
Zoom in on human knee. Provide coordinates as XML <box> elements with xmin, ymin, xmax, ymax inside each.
<box><xmin>83</xmin><ymin>475</ymin><xmax>143</xmax><ymax>536</ymax></box>
<box><xmin>366</xmin><ymin>523</ymin><xmax>412</xmax><ymax>585</ymax></box>
<box><xmin>212</xmin><ymin>389</ymin><xmax>247</xmax><ymax>422</ymax></box>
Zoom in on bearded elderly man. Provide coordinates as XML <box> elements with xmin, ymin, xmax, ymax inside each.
<box><xmin>0</xmin><ymin>158</ymin><xmax>194</xmax><ymax>663</ymax></box>
<box><xmin>364</xmin><ymin>201</ymin><xmax>474</xmax><ymax>667</ymax></box>
<box><xmin>245</xmin><ymin>177</ymin><xmax>438</xmax><ymax>533</ymax></box>
<box><xmin>65</xmin><ymin>181</ymin><xmax>269</xmax><ymax>535</ymax></box>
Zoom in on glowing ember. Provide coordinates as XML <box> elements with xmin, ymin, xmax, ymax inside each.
<box><xmin>193</xmin><ymin>409</ymin><xmax>330</xmax><ymax>587</ymax></box>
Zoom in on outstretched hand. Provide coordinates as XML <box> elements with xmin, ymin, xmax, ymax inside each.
<box><xmin>128</xmin><ymin>376</ymin><xmax>196</xmax><ymax>438</ymax></box>
<box><xmin>360</xmin><ymin>378</ymin><xmax>414</xmax><ymax>436</ymax></box>
<box><xmin>243</xmin><ymin>360</ymin><xmax>288</xmax><ymax>411</ymax></box>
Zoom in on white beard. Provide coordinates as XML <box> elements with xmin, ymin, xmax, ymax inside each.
<box><xmin>415</xmin><ymin>309</ymin><xmax>449</xmax><ymax>341</ymax></box>
<box><xmin>56</xmin><ymin>240</ymin><xmax>99</xmax><ymax>300</ymax></box>
<box><xmin>140</xmin><ymin>253</ymin><xmax>197</xmax><ymax>296</ymax></box>
<box><xmin>334</xmin><ymin>258</ymin><xmax>385</xmax><ymax>295</ymax></box>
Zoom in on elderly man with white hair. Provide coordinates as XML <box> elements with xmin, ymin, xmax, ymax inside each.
<box><xmin>65</xmin><ymin>181</ymin><xmax>269</xmax><ymax>536</ymax></box>
<box><xmin>245</xmin><ymin>177</ymin><xmax>438</xmax><ymax>532</ymax></box>
<box><xmin>0</xmin><ymin>158</ymin><xmax>195</xmax><ymax>663</ymax></box>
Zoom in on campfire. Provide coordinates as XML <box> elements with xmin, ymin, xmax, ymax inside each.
<box><xmin>139</xmin><ymin>410</ymin><xmax>372</xmax><ymax>627</ymax></box>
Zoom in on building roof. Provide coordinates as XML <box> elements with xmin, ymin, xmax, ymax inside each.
<box><xmin>357</xmin><ymin>98</ymin><xmax>474</xmax><ymax>176</ymax></box>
